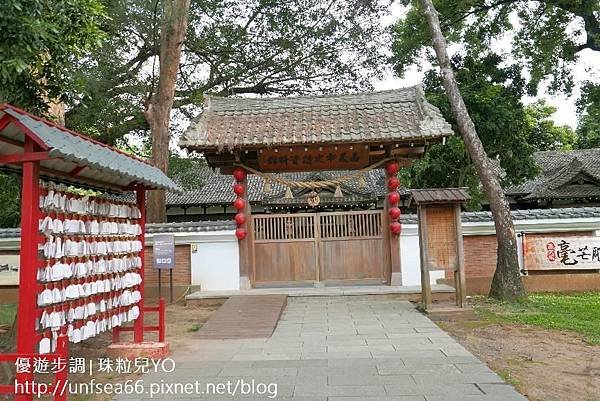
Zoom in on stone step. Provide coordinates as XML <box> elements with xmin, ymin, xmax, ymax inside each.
<box><xmin>186</xmin><ymin>285</ymin><xmax>456</xmax><ymax>307</ymax></box>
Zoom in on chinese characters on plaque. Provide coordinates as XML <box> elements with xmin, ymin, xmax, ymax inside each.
<box><xmin>524</xmin><ymin>236</ymin><xmax>600</xmax><ymax>270</ymax></box>
<box><xmin>258</xmin><ymin>145</ymin><xmax>369</xmax><ymax>172</ymax></box>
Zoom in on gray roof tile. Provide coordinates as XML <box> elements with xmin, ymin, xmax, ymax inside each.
<box><xmin>506</xmin><ymin>149</ymin><xmax>600</xmax><ymax>200</ymax></box>
<box><xmin>410</xmin><ymin>188</ymin><xmax>470</xmax><ymax>205</ymax></box>
<box><xmin>0</xmin><ymin>221</ymin><xmax>235</xmax><ymax>238</ymax></box>
<box><xmin>0</xmin><ymin>105</ymin><xmax>179</xmax><ymax>192</ymax></box>
<box><xmin>165</xmin><ymin>167</ymin><xmax>408</xmax><ymax>207</ymax></box>
<box><xmin>180</xmin><ymin>86</ymin><xmax>453</xmax><ymax>151</ymax></box>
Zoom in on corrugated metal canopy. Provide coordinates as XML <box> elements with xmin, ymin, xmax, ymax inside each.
<box><xmin>410</xmin><ymin>188</ymin><xmax>470</xmax><ymax>205</ymax></box>
<box><xmin>0</xmin><ymin>104</ymin><xmax>179</xmax><ymax>192</ymax></box>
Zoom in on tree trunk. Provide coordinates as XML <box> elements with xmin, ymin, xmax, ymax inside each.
<box><xmin>145</xmin><ymin>0</ymin><xmax>191</xmax><ymax>223</ymax></box>
<box><xmin>419</xmin><ymin>0</ymin><xmax>525</xmax><ymax>300</ymax></box>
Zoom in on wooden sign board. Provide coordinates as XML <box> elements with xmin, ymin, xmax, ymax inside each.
<box><xmin>425</xmin><ymin>205</ymin><xmax>458</xmax><ymax>270</ymax></box>
<box><xmin>524</xmin><ymin>236</ymin><xmax>600</xmax><ymax>270</ymax></box>
<box><xmin>258</xmin><ymin>145</ymin><xmax>369</xmax><ymax>172</ymax></box>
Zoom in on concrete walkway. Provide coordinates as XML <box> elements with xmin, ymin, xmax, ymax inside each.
<box><xmin>117</xmin><ymin>297</ymin><xmax>527</xmax><ymax>400</ymax></box>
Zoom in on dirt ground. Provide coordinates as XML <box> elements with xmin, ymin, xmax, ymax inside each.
<box><xmin>439</xmin><ymin>319</ymin><xmax>600</xmax><ymax>401</ymax></box>
<box><xmin>0</xmin><ymin>302</ymin><xmax>220</xmax><ymax>401</ymax></box>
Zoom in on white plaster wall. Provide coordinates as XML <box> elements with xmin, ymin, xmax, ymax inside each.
<box><xmin>190</xmin><ymin>234</ymin><xmax>239</xmax><ymax>291</ymax></box>
<box><xmin>400</xmin><ymin>225</ymin><xmax>445</xmax><ymax>286</ymax></box>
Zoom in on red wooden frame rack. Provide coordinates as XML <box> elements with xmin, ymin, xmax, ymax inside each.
<box><xmin>0</xmin><ymin>105</ymin><xmax>170</xmax><ymax>401</ymax></box>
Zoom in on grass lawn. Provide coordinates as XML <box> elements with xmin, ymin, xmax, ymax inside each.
<box><xmin>475</xmin><ymin>292</ymin><xmax>600</xmax><ymax>344</ymax></box>
<box><xmin>0</xmin><ymin>304</ymin><xmax>16</xmax><ymax>327</ymax></box>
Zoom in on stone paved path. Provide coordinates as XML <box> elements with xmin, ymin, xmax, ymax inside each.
<box><xmin>116</xmin><ymin>296</ymin><xmax>528</xmax><ymax>400</ymax></box>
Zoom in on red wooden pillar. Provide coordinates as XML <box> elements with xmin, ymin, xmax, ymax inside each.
<box><xmin>16</xmin><ymin>138</ymin><xmax>40</xmax><ymax>401</ymax></box>
<box><xmin>385</xmin><ymin>161</ymin><xmax>402</xmax><ymax>286</ymax></box>
<box><xmin>134</xmin><ymin>184</ymin><xmax>146</xmax><ymax>343</ymax></box>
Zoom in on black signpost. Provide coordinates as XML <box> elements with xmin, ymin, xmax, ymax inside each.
<box><xmin>153</xmin><ymin>234</ymin><xmax>175</xmax><ymax>302</ymax></box>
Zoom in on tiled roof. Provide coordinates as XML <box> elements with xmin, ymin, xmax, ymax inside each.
<box><xmin>400</xmin><ymin>206</ymin><xmax>600</xmax><ymax>224</ymax></box>
<box><xmin>166</xmin><ymin>167</ymin><xmax>407</xmax><ymax>207</ymax></box>
<box><xmin>506</xmin><ymin>149</ymin><xmax>600</xmax><ymax>200</ymax></box>
<box><xmin>0</xmin><ymin>221</ymin><xmax>236</xmax><ymax>239</ymax></box>
<box><xmin>146</xmin><ymin>220</ymin><xmax>235</xmax><ymax>233</ymax></box>
<box><xmin>180</xmin><ymin>86</ymin><xmax>453</xmax><ymax>151</ymax></box>
<box><xmin>0</xmin><ymin>104</ymin><xmax>179</xmax><ymax>192</ymax></box>
<box><xmin>0</xmin><ymin>228</ymin><xmax>19</xmax><ymax>239</ymax></box>
<box><xmin>409</xmin><ymin>188</ymin><xmax>470</xmax><ymax>205</ymax></box>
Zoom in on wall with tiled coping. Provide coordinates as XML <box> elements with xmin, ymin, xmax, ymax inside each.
<box><xmin>2</xmin><ymin>208</ymin><xmax>600</xmax><ymax>300</ymax></box>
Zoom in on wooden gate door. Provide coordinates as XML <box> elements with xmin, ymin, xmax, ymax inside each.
<box><xmin>319</xmin><ymin>210</ymin><xmax>386</xmax><ymax>284</ymax></box>
<box><xmin>252</xmin><ymin>210</ymin><xmax>386</xmax><ymax>286</ymax></box>
<box><xmin>252</xmin><ymin>214</ymin><xmax>318</xmax><ymax>287</ymax></box>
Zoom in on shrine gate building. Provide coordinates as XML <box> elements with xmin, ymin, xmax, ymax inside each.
<box><xmin>180</xmin><ymin>86</ymin><xmax>453</xmax><ymax>289</ymax></box>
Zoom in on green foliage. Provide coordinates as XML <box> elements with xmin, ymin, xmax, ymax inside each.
<box><xmin>477</xmin><ymin>292</ymin><xmax>600</xmax><ymax>344</ymax></box>
<box><xmin>524</xmin><ymin>101</ymin><xmax>578</xmax><ymax>151</ymax></box>
<box><xmin>576</xmin><ymin>82</ymin><xmax>600</xmax><ymax>149</ymax></box>
<box><xmin>65</xmin><ymin>0</ymin><xmax>389</xmax><ymax>143</ymax></box>
<box><xmin>400</xmin><ymin>54</ymin><xmax>576</xmax><ymax>210</ymax></box>
<box><xmin>393</xmin><ymin>0</ymin><xmax>600</xmax><ymax>96</ymax></box>
<box><xmin>168</xmin><ymin>155</ymin><xmax>206</xmax><ymax>190</ymax></box>
<box><xmin>0</xmin><ymin>173</ymin><xmax>21</xmax><ymax>228</ymax></box>
<box><xmin>188</xmin><ymin>323</ymin><xmax>200</xmax><ymax>332</ymax></box>
<box><xmin>0</xmin><ymin>304</ymin><xmax>17</xmax><ymax>327</ymax></box>
<box><xmin>0</xmin><ymin>0</ymin><xmax>106</xmax><ymax>114</ymax></box>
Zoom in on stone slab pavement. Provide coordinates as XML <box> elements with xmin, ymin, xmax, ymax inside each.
<box><xmin>114</xmin><ymin>296</ymin><xmax>528</xmax><ymax>401</ymax></box>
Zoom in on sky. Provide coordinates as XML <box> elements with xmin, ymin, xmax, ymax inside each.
<box><xmin>373</xmin><ymin>2</ymin><xmax>600</xmax><ymax>129</ymax></box>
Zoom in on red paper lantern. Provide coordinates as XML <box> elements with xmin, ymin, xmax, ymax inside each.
<box><xmin>390</xmin><ymin>221</ymin><xmax>402</xmax><ymax>235</ymax></box>
<box><xmin>233</xmin><ymin>198</ymin><xmax>246</xmax><ymax>210</ymax></box>
<box><xmin>389</xmin><ymin>207</ymin><xmax>401</xmax><ymax>220</ymax></box>
<box><xmin>388</xmin><ymin>191</ymin><xmax>400</xmax><ymax>205</ymax></box>
<box><xmin>233</xmin><ymin>167</ymin><xmax>246</xmax><ymax>182</ymax></box>
<box><xmin>233</xmin><ymin>183</ymin><xmax>245</xmax><ymax>196</ymax></box>
<box><xmin>386</xmin><ymin>161</ymin><xmax>400</xmax><ymax>175</ymax></box>
<box><xmin>235</xmin><ymin>228</ymin><xmax>247</xmax><ymax>240</ymax></box>
<box><xmin>234</xmin><ymin>213</ymin><xmax>246</xmax><ymax>225</ymax></box>
<box><xmin>387</xmin><ymin>177</ymin><xmax>400</xmax><ymax>191</ymax></box>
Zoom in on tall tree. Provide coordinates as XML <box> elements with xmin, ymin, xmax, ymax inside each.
<box><xmin>394</xmin><ymin>0</ymin><xmax>599</xmax><ymax>96</ymax></box>
<box><xmin>576</xmin><ymin>82</ymin><xmax>600</xmax><ymax>149</ymax></box>
<box><xmin>145</xmin><ymin>0</ymin><xmax>191</xmax><ymax>222</ymax></box>
<box><xmin>64</xmin><ymin>0</ymin><xmax>387</xmax><ymax>141</ymax></box>
<box><xmin>0</xmin><ymin>0</ymin><xmax>105</xmax><ymax>114</ymax></box>
<box><xmin>419</xmin><ymin>0</ymin><xmax>526</xmax><ymax>300</ymax></box>
<box><xmin>403</xmin><ymin>56</ymin><xmax>577</xmax><ymax>209</ymax></box>
<box><xmin>0</xmin><ymin>173</ymin><xmax>21</xmax><ymax>228</ymax></box>
<box><xmin>65</xmin><ymin>0</ymin><xmax>388</xmax><ymax>221</ymax></box>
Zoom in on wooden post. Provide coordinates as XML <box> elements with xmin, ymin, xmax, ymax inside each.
<box><xmin>158</xmin><ymin>298</ymin><xmax>166</xmax><ymax>342</ymax></box>
<box><xmin>238</xmin><ymin>175</ymin><xmax>253</xmax><ymax>289</ymax></box>
<box><xmin>385</xmin><ymin>168</ymin><xmax>402</xmax><ymax>285</ymax></box>
<box><xmin>454</xmin><ymin>203</ymin><xmax>467</xmax><ymax>307</ymax></box>
<box><xmin>418</xmin><ymin>206</ymin><xmax>432</xmax><ymax>309</ymax></box>
<box><xmin>16</xmin><ymin>138</ymin><xmax>40</xmax><ymax>401</ymax></box>
<box><xmin>134</xmin><ymin>184</ymin><xmax>146</xmax><ymax>343</ymax></box>
<box><xmin>314</xmin><ymin>213</ymin><xmax>321</xmax><ymax>285</ymax></box>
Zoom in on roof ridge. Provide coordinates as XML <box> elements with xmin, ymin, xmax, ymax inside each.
<box><xmin>205</xmin><ymin>86</ymin><xmax>420</xmax><ymax>112</ymax></box>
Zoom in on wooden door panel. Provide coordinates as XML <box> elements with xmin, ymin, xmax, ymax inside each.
<box><xmin>320</xmin><ymin>238</ymin><xmax>384</xmax><ymax>280</ymax></box>
<box><xmin>254</xmin><ymin>242</ymin><xmax>317</xmax><ymax>283</ymax></box>
<box><xmin>252</xmin><ymin>210</ymin><xmax>387</xmax><ymax>285</ymax></box>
